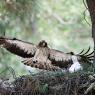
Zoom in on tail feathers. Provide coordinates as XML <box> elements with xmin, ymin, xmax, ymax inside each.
<box><xmin>78</xmin><ymin>47</ymin><xmax>94</xmax><ymax>64</ymax></box>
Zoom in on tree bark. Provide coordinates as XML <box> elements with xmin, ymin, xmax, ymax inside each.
<box><xmin>86</xmin><ymin>0</ymin><xmax>95</xmax><ymax>64</ymax></box>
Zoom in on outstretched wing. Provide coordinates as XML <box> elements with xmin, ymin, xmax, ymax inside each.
<box><xmin>49</xmin><ymin>48</ymin><xmax>94</xmax><ymax>68</ymax></box>
<box><xmin>0</xmin><ymin>37</ymin><xmax>37</xmax><ymax>58</ymax></box>
<box><xmin>49</xmin><ymin>49</ymin><xmax>73</xmax><ymax>68</ymax></box>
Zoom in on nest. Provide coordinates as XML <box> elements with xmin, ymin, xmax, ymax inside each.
<box><xmin>0</xmin><ymin>71</ymin><xmax>95</xmax><ymax>95</ymax></box>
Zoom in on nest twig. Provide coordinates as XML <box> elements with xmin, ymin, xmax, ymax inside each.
<box><xmin>0</xmin><ymin>71</ymin><xmax>95</xmax><ymax>95</ymax></box>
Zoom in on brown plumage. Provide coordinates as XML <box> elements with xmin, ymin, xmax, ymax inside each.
<box><xmin>0</xmin><ymin>37</ymin><xmax>94</xmax><ymax>71</ymax></box>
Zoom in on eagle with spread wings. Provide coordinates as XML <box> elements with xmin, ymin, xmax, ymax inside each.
<box><xmin>0</xmin><ymin>37</ymin><xmax>94</xmax><ymax>72</ymax></box>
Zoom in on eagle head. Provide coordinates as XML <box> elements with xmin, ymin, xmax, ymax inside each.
<box><xmin>38</xmin><ymin>40</ymin><xmax>47</xmax><ymax>47</ymax></box>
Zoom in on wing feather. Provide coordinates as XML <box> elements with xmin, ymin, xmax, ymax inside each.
<box><xmin>49</xmin><ymin>49</ymin><xmax>72</xmax><ymax>61</ymax></box>
<box><xmin>49</xmin><ymin>49</ymin><xmax>73</xmax><ymax>68</ymax></box>
<box><xmin>0</xmin><ymin>37</ymin><xmax>37</xmax><ymax>58</ymax></box>
<box><xmin>22</xmin><ymin>58</ymin><xmax>62</xmax><ymax>71</ymax></box>
<box><xmin>49</xmin><ymin>48</ymin><xmax>94</xmax><ymax>67</ymax></box>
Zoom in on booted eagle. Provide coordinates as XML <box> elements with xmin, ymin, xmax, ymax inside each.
<box><xmin>0</xmin><ymin>37</ymin><xmax>94</xmax><ymax>72</ymax></box>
